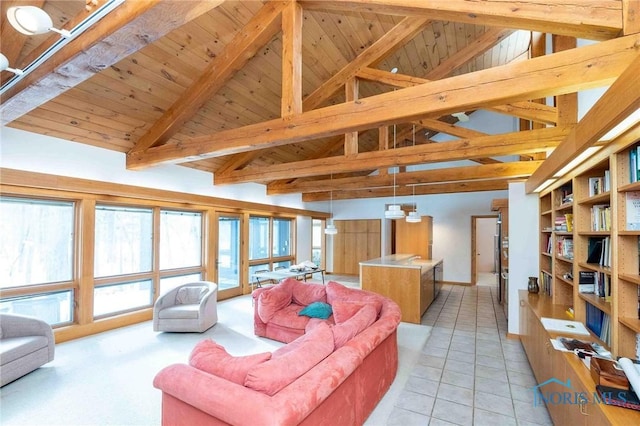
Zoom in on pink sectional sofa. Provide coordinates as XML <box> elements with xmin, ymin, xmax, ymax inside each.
<box><xmin>153</xmin><ymin>279</ymin><xmax>401</xmax><ymax>426</ymax></box>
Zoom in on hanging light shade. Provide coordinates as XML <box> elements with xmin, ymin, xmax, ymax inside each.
<box><xmin>385</xmin><ymin>204</ymin><xmax>405</xmax><ymax>219</ymax></box>
<box><xmin>406</xmin><ymin>211</ymin><xmax>422</xmax><ymax>223</ymax></box>
<box><xmin>7</xmin><ymin>6</ymin><xmax>71</xmax><ymax>37</ymax></box>
<box><xmin>324</xmin><ymin>221</ymin><xmax>338</xmax><ymax>235</ymax></box>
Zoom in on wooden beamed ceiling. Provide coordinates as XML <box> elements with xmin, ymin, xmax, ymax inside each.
<box><xmin>2</xmin><ymin>0</ymin><xmax>639</xmax><ymax>202</ymax></box>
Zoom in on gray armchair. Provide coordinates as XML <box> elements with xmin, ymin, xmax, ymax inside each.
<box><xmin>153</xmin><ymin>281</ymin><xmax>218</xmax><ymax>333</ymax></box>
<box><xmin>0</xmin><ymin>313</ymin><xmax>55</xmax><ymax>387</ymax></box>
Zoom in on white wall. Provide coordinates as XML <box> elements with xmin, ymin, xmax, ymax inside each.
<box><xmin>0</xmin><ymin>127</ymin><xmax>308</xmax><ymax>210</ymax></box>
<box><xmin>507</xmin><ymin>181</ymin><xmax>540</xmax><ymax>334</ymax></box>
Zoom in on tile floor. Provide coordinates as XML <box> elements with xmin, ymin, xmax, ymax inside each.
<box><xmin>385</xmin><ymin>281</ymin><xmax>553</xmax><ymax>425</ymax></box>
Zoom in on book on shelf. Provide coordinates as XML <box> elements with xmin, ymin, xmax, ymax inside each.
<box><xmin>540</xmin><ymin>271</ymin><xmax>552</xmax><ymax>296</ymax></box>
<box><xmin>585</xmin><ymin>302</ymin><xmax>611</xmax><ymax>346</ymax></box>
<box><xmin>589</xmin><ymin>175</ymin><xmax>609</xmax><ymax>197</ymax></box>
<box><xmin>586</xmin><ymin>236</ymin><xmax>611</xmax><ymax>267</ymax></box>
<box><xmin>591</xmin><ymin>204</ymin><xmax>611</xmax><ymax>231</ymax></box>
<box><xmin>578</xmin><ymin>271</ymin><xmax>596</xmax><ymax>294</ymax></box>
<box><xmin>631</xmin><ymin>145</ymin><xmax>640</xmax><ymax>183</ymax></box>
<box><xmin>554</xmin><ymin>214</ymin><xmax>568</xmax><ymax>231</ymax></box>
<box><xmin>627</xmin><ymin>192</ymin><xmax>640</xmax><ymax>231</ymax></box>
<box><xmin>556</xmin><ymin>236</ymin><xmax>573</xmax><ymax>259</ymax></box>
<box><xmin>595</xmin><ymin>272</ymin><xmax>612</xmax><ymax>301</ymax></box>
<box><xmin>565</xmin><ymin>213</ymin><xmax>573</xmax><ymax>232</ymax></box>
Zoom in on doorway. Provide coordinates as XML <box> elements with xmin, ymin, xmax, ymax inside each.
<box><xmin>216</xmin><ymin>214</ymin><xmax>243</xmax><ymax>298</ymax></box>
<box><xmin>471</xmin><ymin>215</ymin><xmax>498</xmax><ymax>286</ymax></box>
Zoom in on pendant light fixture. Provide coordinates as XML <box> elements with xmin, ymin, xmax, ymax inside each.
<box><xmin>385</xmin><ymin>121</ymin><xmax>405</xmax><ymax>219</ymax></box>
<box><xmin>406</xmin><ymin>124</ymin><xmax>422</xmax><ymax>223</ymax></box>
<box><xmin>0</xmin><ymin>53</ymin><xmax>23</xmax><ymax>76</ymax></box>
<box><xmin>324</xmin><ymin>173</ymin><xmax>338</xmax><ymax>235</ymax></box>
<box><xmin>7</xmin><ymin>6</ymin><xmax>72</xmax><ymax>38</ymax></box>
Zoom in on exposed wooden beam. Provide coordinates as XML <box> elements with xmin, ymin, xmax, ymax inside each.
<box><xmin>214</xmin><ymin>127</ymin><xmax>569</xmax><ymax>184</ymax></box>
<box><xmin>302</xmin><ymin>16</ymin><xmax>431</xmax><ymax>111</ymax></box>
<box><xmin>526</xmin><ymin>51</ymin><xmax>640</xmax><ymax>193</ymax></box>
<box><xmin>127</xmin><ymin>34</ymin><xmax>640</xmax><ymax>170</ymax></box>
<box><xmin>623</xmin><ymin>0</ymin><xmax>640</xmax><ymax>35</ymax></box>
<box><xmin>417</xmin><ymin>119</ymin><xmax>488</xmax><ymax>140</ymax></box>
<box><xmin>425</xmin><ymin>27</ymin><xmax>515</xmax><ymax>81</ymax></box>
<box><xmin>358</xmin><ymin>68</ymin><xmax>558</xmax><ymax>125</ymax></box>
<box><xmin>302</xmin><ymin>179</ymin><xmax>512</xmax><ymax>201</ymax></box>
<box><xmin>281</xmin><ymin>0</ymin><xmax>303</xmax><ymax>118</ymax></box>
<box><xmin>1</xmin><ymin>1</ymin><xmax>225</xmax><ymax>125</ymax></box>
<box><xmin>268</xmin><ymin>161</ymin><xmax>542</xmax><ymax>194</ymax></box>
<box><xmin>299</xmin><ymin>0</ymin><xmax>623</xmax><ymax>40</ymax></box>
<box><xmin>128</xmin><ymin>1</ymin><xmax>286</xmax><ymax>153</ymax></box>
<box><xmin>344</xmin><ymin>78</ymin><xmax>359</xmax><ymax>157</ymax></box>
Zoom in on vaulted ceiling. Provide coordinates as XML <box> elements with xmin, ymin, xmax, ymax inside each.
<box><xmin>1</xmin><ymin>1</ymin><xmax>639</xmax><ymax>201</ymax></box>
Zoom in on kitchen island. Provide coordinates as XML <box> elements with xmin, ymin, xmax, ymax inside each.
<box><xmin>360</xmin><ymin>254</ymin><xmax>443</xmax><ymax>324</ymax></box>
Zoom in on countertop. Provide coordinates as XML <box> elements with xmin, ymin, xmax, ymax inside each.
<box><xmin>360</xmin><ymin>254</ymin><xmax>443</xmax><ymax>270</ymax></box>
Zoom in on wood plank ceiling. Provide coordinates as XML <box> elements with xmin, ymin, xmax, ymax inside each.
<box><xmin>1</xmin><ymin>0</ymin><xmax>639</xmax><ymax>201</ymax></box>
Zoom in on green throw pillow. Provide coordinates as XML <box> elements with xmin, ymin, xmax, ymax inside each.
<box><xmin>298</xmin><ymin>301</ymin><xmax>333</xmax><ymax>319</ymax></box>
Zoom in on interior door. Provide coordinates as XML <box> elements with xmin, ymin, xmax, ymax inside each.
<box><xmin>216</xmin><ymin>214</ymin><xmax>242</xmax><ymax>297</ymax></box>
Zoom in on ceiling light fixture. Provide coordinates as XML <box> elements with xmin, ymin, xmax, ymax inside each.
<box><xmin>7</xmin><ymin>6</ymin><xmax>72</xmax><ymax>37</ymax></box>
<box><xmin>0</xmin><ymin>53</ymin><xmax>24</xmax><ymax>75</ymax></box>
<box><xmin>406</xmin><ymin>125</ymin><xmax>422</xmax><ymax>223</ymax></box>
<box><xmin>324</xmin><ymin>173</ymin><xmax>338</xmax><ymax>235</ymax></box>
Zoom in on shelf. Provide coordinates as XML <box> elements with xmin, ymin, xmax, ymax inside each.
<box><xmin>555</xmin><ymin>202</ymin><xmax>573</xmax><ymax>211</ymax></box>
<box><xmin>541</xmin><ymin>269</ymin><xmax>552</xmax><ymax>276</ymax></box>
<box><xmin>619</xmin><ymin>317</ymin><xmax>640</xmax><ymax>334</ymax></box>
<box><xmin>577</xmin><ymin>192</ymin><xmax>611</xmax><ymax>205</ymax></box>
<box><xmin>555</xmin><ymin>255</ymin><xmax>574</xmax><ymax>264</ymax></box>
<box><xmin>578</xmin><ymin>292</ymin><xmax>612</xmax><ymax>315</ymax></box>
<box><xmin>576</xmin><ymin>230</ymin><xmax>610</xmax><ymax>237</ymax></box>
<box><xmin>555</xmin><ymin>274</ymin><xmax>574</xmax><ymax>286</ymax></box>
<box><xmin>541</xmin><ymin>209</ymin><xmax>552</xmax><ymax>216</ymax></box>
<box><xmin>541</xmin><ymin>252</ymin><xmax>552</xmax><ymax>258</ymax></box>
<box><xmin>554</xmin><ymin>231</ymin><xmax>573</xmax><ymax>236</ymax></box>
<box><xmin>619</xmin><ymin>273</ymin><xmax>640</xmax><ymax>285</ymax></box>
<box><xmin>577</xmin><ymin>262</ymin><xmax>612</xmax><ymax>275</ymax></box>
<box><xmin>619</xmin><ymin>230</ymin><xmax>640</xmax><ymax>236</ymax></box>
<box><xmin>618</xmin><ymin>181</ymin><xmax>640</xmax><ymax>193</ymax></box>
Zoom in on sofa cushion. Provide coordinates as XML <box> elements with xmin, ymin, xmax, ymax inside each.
<box><xmin>189</xmin><ymin>340</ymin><xmax>272</xmax><ymax>385</ymax></box>
<box><xmin>176</xmin><ymin>286</ymin><xmax>207</xmax><ymax>305</ymax></box>
<box><xmin>331</xmin><ymin>304</ymin><xmax>377</xmax><ymax>348</ymax></box>
<box><xmin>257</xmin><ymin>283</ymin><xmax>293</xmax><ymax>323</ymax></box>
<box><xmin>157</xmin><ymin>304</ymin><xmax>200</xmax><ymax>319</ymax></box>
<box><xmin>268</xmin><ymin>303</ymin><xmax>310</xmax><ymax>330</ymax></box>
<box><xmin>0</xmin><ymin>336</ymin><xmax>49</xmax><ymax>364</ymax></box>
<box><xmin>326</xmin><ymin>281</ymin><xmax>383</xmax><ymax>316</ymax></box>
<box><xmin>299</xmin><ymin>302</ymin><xmax>333</xmax><ymax>319</ymax></box>
<box><xmin>289</xmin><ymin>279</ymin><xmax>327</xmax><ymax>306</ymax></box>
<box><xmin>332</xmin><ymin>300</ymin><xmax>366</xmax><ymax>324</ymax></box>
<box><xmin>245</xmin><ymin>322</ymin><xmax>334</xmax><ymax>396</ymax></box>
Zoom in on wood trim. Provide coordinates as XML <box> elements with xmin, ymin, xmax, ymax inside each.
<box><xmin>0</xmin><ymin>168</ymin><xmax>329</xmax><ymax>218</ymax></box>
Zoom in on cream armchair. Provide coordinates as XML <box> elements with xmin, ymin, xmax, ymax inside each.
<box><xmin>0</xmin><ymin>313</ymin><xmax>55</xmax><ymax>386</ymax></box>
<box><xmin>153</xmin><ymin>282</ymin><xmax>218</xmax><ymax>333</ymax></box>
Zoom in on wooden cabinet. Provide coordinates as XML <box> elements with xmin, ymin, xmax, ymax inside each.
<box><xmin>332</xmin><ymin>219</ymin><xmax>380</xmax><ymax>275</ymax></box>
<box><xmin>395</xmin><ymin>215</ymin><xmax>433</xmax><ymax>259</ymax></box>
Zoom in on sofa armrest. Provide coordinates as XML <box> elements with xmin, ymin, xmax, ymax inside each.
<box><xmin>0</xmin><ymin>313</ymin><xmax>55</xmax><ymax>360</ymax></box>
<box><xmin>154</xmin><ymin>364</ymin><xmax>279</xmax><ymax>426</ymax></box>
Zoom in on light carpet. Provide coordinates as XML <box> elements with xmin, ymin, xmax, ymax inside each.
<box><xmin>0</xmin><ymin>294</ymin><xmax>431</xmax><ymax>426</ymax></box>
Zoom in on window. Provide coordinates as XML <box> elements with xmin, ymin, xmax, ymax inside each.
<box><xmin>94</xmin><ymin>280</ymin><xmax>153</xmax><ymax>317</ymax></box>
<box><xmin>249</xmin><ymin>217</ymin><xmax>270</xmax><ymax>260</ymax></box>
<box><xmin>0</xmin><ymin>290</ymin><xmax>73</xmax><ymax>326</ymax></box>
<box><xmin>248</xmin><ymin>216</ymin><xmax>294</xmax><ymax>275</ymax></box>
<box><xmin>94</xmin><ymin>206</ymin><xmax>153</xmax><ymax>277</ymax></box>
<box><xmin>160</xmin><ymin>210</ymin><xmax>202</xmax><ymax>270</ymax></box>
<box><xmin>312</xmin><ymin>219</ymin><xmax>322</xmax><ymax>266</ymax></box>
<box><xmin>0</xmin><ymin>197</ymin><xmax>74</xmax><ymax>288</ymax></box>
<box><xmin>272</xmin><ymin>218</ymin><xmax>291</xmax><ymax>257</ymax></box>
<box><xmin>159</xmin><ymin>273</ymin><xmax>202</xmax><ymax>295</ymax></box>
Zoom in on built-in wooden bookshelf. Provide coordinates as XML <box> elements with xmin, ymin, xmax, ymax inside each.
<box><xmin>539</xmin><ymin>138</ymin><xmax>640</xmax><ymax>359</ymax></box>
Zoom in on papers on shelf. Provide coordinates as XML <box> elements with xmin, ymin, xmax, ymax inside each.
<box><xmin>619</xmin><ymin>358</ymin><xmax>640</xmax><ymax>396</ymax></box>
<box><xmin>541</xmin><ymin>317</ymin><xmax>591</xmax><ymax>336</ymax></box>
